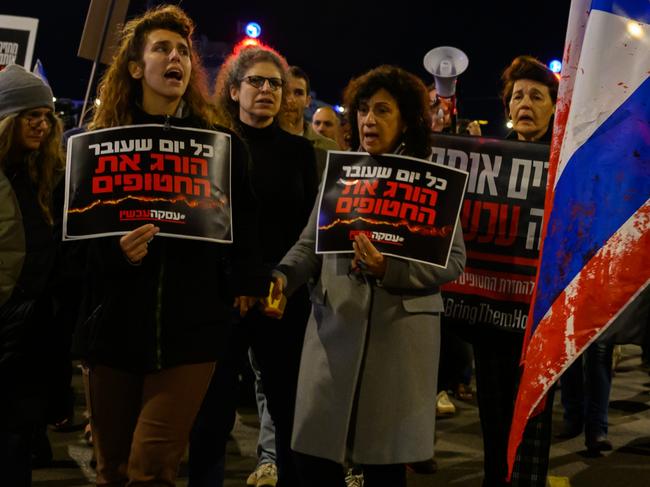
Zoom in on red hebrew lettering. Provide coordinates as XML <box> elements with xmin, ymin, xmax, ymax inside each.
<box><xmin>193</xmin><ymin>179</ymin><xmax>211</xmax><ymax>197</ymax></box>
<box><xmin>419</xmin><ymin>188</ymin><xmax>438</xmax><ymax>206</ymax></box>
<box><xmin>123</xmin><ymin>174</ymin><xmax>143</xmax><ymax>191</ymax></box>
<box><xmin>190</xmin><ymin>157</ymin><xmax>208</xmax><ymax>176</ymax></box>
<box><xmin>398</xmin><ymin>182</ymin><xmax>414</xmax><ymax>200</ymax></box>
<box><xmin>166</xmin><ymin>154</ymin><xmax>182</xmax><ymax>173</ymax></box>
<box><xmin>335</xmin><ymin>197</ymin><xmax>353</xmax><ymax>213</ymax></box>
<box><xmin>357</xmin><ymin>198</ymin><xmax>375</xmax><ymax>213</ymax></box>
<box><xmin>96</xmin><ymin>155</ymin><xmax>118</xmax><ymax>174</ymax></box>
<box><xmin>478</xmin><ymin>202</ymin><xmax>499</xmax><ymax>244</ymax></box>
<box><xmin>143</xmin><ymin>173</ymin><xmax>152</xmax><ymax>191</ymax></box>
<box><xmin>464</xmin><ymin>200</ymin><xmax>481</xmax><ymax>242</ymax></box>
<box><xmin>92</xmin><ymin>175</ymin><xmax>113</xmax><ymax>193</ymax></box>
<box><xmin>494</xmin><ymin>204</ymin><xmax>520</xmax><ymax>246</ymax></box>
<box><xmin>174</xmin><ymin>176</ymin><xmax>193</xmax><ymax>194</ymax></box>
<box><xmin>383</xmin><ymin>181</ymin><xmax>398</xmax><ymax>198</ymax></box>
<box><xmin>119</xmin><ymin>153</ymin><xmax>140</xmax><ymax>172</ymax></box>
<box><xmin>360</xmin><ymin>180</ymin><xmax>378</xmax><ymax>195</ymax></box>
<box><xmin>399</xmin><ymin>202</ymin><xmax>419</xmax><ymax>221</ymax></box>
<box><xmin>417</xmin><ymin>207</ymin><xmax>436</xmax><ymax>225</ymax></box>
<box><xmin>381</xmin><ymin>199</ymin><xmax>400</xmax><ymax>217</ymax></box>
<box><xmin>153</xmin><ymin>174</ymin><xmax>173</xmax><ymax>192</ymax></box>
<box><xmin>150</xmin><ymin>153</ymin><xmax>165</xmax><ymax>171</ymax></box>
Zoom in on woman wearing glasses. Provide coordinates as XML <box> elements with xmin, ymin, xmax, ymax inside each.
<box><xmin>0</xmin><ymin>65</ymin><xmax>65</xmax><ymax>485</ymax></box>
<box><xmin>189</xmin><ymin>45</ymin><xmax>318</xmax><ymax>487</ymax></box>
<box><xmin>272</xmin><ymin>66</ymin><xmax>466</xmax><ymax>487</ymax></box>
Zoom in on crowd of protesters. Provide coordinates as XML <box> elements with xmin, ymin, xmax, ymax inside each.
<box><xmin>1</xmin><ymin>4</ymin><xmax>647</xmax><ymax>487</ymax></box>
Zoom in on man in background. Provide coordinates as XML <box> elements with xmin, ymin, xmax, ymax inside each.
<box><xmin>280</xmin><ymin>66</ymin><xmax>338</xmax><ymax>177</ymax></box>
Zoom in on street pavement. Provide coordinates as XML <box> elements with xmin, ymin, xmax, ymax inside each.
<box><xmin>32</xmin><ymin>345</ymin><xmax>650</xmax><ymax>486</ymax></box>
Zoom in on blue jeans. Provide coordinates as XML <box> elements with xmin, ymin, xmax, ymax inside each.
<box><xmin>560</xmin><ymin>338</ymin><xmax>614</xmax><ymax>441</ymax></box>
<box><xmin>249</xmin><ymin>348</ymin><xmax>277</xmax><ymax>466</ymax></box>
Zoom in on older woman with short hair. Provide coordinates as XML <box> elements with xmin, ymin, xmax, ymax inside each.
<box><xmin>273</xmin><ymin>65</ymin><xmax>466</xmax><ymax>487</ymax></box>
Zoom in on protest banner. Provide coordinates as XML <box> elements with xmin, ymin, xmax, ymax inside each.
<box><xmin>316</xmin><ymin>151</ymin><xmax>467</xmax><ymax>268</ymax></box>
<box><xmin>432</xmin><ymin>134</ymin><xmax>550</xmax><ymax>331</ymax></box>
<box><xmin>64</xmin><ymin>124</ymin><xmax>233</xmax><ymax>243</ymax></box>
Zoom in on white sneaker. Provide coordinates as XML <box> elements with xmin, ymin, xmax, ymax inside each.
<box><xmin>247</xmin><ymin>462</ymin><xmax>278</xmax><ymax>487</ymax></box>
<box><xmin>345</xmin><ymin>468</ymin><xmax>364</xmax><ymax>487</ymax></box>
<box><xmin>246</xmin><ymin>469</ymin><xmax>257</xmax><ymax>486</ymax></box>
<box><xmin>436</xmin><ymin>390</ymin><xmax>456</xmax><ymax>417</ymax></box>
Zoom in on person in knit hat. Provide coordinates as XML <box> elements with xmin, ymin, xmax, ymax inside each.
<box><xmin>0</xmin><ymin>64</ymin><xmax>66</xmax><ymax>486</ymax></box>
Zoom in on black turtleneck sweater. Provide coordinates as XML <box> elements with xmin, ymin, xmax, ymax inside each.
<box><xmin>239</xmin><ymin>122</ymin><xmax>318</xmax><ymax>267</ymax></box>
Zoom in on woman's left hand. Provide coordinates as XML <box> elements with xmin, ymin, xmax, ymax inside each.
<box><xmin>233</xmin><ymin>296</ymin><xmax>260</xmax><ymax>317</ymax></box>
<box><xmin>352</xmin><ymin>233</ymin><xmax>387</xmax><ymax>278</ymax></box>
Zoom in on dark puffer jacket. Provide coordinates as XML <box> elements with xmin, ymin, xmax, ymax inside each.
<box><xmin>72</xmin><ymin>111</ymin><xmax>267</xmax><ymax>373</ymax></box>
<box><xmin>0</xmin><ymin>162</ymin><xmax>65</xmax><ymax>428</ymax></box>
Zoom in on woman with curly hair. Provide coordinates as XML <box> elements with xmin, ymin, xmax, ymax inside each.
<box><xmin>189</xmin><ymin>44</ymin><xmax>318</xmax><ymax>487</ymax></box>
<box><xmin>272</xmin><ymin>65</ymin><xmax>466</xmax><ymax>487</ymax></box>
<box><xmin>72</xmin><ymin>5</ymin><xmax>265</xmax><ymax>485</ymax></box>
<box><xmin>0</xmin><ymin>64</ymin><xmax>65</xmax><ymax>486</ymax></box>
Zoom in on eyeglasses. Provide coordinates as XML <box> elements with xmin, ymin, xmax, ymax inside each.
<box><xmin>241</xmin><ymin>75</ymin><xmax>284</xmax><ymax>91</ymax></box>
<box><xmin>20</xmin><ymin>110</ymin><xmax>56</xmax><ymax>129</ymax></box>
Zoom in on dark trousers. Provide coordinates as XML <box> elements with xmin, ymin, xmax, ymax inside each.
<box><xmin>189</xmin><ymin>321</ymin><xmax>249</xmax><ymax>486</ymax></box>
<box><xmin>189</xmin><ymin>289</ymin><xmax>309</xmax><ymax>487</ymax></box>
<box><xmin>294</xmin><ymin>451</ymin><xmax>406</xmax><ymax>487</ymax></box>
<box><xmin>0</xmin><ymin>425</ymin><xmax>33</xmax><ymax>487</ymax></box>
<box><xmin>473</xmin><ymin>331</ymin><xmax>554</xmax><ymax>487</ymax></box>
<box><xmin>560</xmin><ymin>339</ymin><xmax>614</xmax><ymax>441</ymax></box>
<box><xmin>88</xmin><ymin>362</ymin><xmax>215</xmax><ymax>487</ymax></box>
<box><xmin>438</xmin><ymin>321</ymin><xmax>474</xmax><ymax>391</ymax></box>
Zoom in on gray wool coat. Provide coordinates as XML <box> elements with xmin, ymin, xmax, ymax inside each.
<box><xmin>277</xmin><ymin>197</ymin><xmax>466</xmax><ymax>465</ymax></box>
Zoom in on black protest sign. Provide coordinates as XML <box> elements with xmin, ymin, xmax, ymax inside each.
<box><xmin>64</xmin><ymin>124</ymin><xmax>232</xmax><ymax>243</ymax></box>
<box><xmin>0</xmin><ymin>15</ymin><xmax>38</xmax><ymax>69</ymax></box>
<box><xmin>316</xmin><ymin>151</ymin><xmax>467</xmax><ymax>268</ymax></box>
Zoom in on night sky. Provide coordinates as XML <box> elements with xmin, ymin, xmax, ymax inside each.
<box><xmin>4</xmin><ymin>0</ymin><xmax>570</xmax><ymax>136</ymax></box>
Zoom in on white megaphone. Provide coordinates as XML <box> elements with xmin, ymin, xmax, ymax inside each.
<box><xmin>423</xmin><ymin>46</ymin><xmax>469</xmax><ymax>97</ymax></box>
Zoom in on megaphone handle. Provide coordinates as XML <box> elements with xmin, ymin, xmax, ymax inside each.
<box><xmin>450</xmin><ymin>95</ymin><xmax>457</xmax><ymax>134</ymax></box>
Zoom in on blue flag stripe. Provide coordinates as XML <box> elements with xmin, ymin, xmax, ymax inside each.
<box><xmin>533</xmin><ymin>77</ymin><xmax>650</xmax><ymax>325</ymax></box>
<box><xmin>591</xmin><ymin>0</ymin><xmax>650</xmax><ymax>24</ymax></box>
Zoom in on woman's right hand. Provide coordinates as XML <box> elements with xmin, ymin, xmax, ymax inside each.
<box><xmin>263</xmin><ymin>277</ymin><xmax>287</xmax><ymax>319</ymax></box>
<box><xmin>271</xmin><ymin>277</ymin><xmax>284</xmax><ymax>300</ymax></box>
<box><xmin>119</xmin><ymin>224</ymin><xmax>160</xmax><ymax>264</ymax></box>
<box><xmin>270</xmin><ymin>276</ymin><xmax>285</xmax><ymax>301</ymax></box>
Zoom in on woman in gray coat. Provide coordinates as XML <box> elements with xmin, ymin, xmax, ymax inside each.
<box><xmin>271</xmin><ymin>65</ymin><xmax>466</xmax><ymax>487</ymax></box>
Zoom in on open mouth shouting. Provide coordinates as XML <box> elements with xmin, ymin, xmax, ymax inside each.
<box><xmin>362</xmin><ymin>130</ymin><xmax>380</xmax><ymax>145</ymax></box>
<box><xmin>164</xmin><ymin>66</ymin><xmax>184</xmax><ymax>84</ymax></box>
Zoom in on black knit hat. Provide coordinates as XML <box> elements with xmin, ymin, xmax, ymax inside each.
<box><xmin>0</xmin><ymin>64</ymin><xmax>54</xmax><ymax>119</ymax></box>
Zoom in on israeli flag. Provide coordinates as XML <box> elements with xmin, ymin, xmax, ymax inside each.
<box><xmin>508</xmin><ymin>0</ymin><xmax>649</xmax><ymax>476</ymax></box>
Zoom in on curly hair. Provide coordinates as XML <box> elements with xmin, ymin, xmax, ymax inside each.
<box><xmin>213</xmin><ymin>45</ymin><xmax>288</xmax><ymax>132</ymax></box>
<box><xmin>0</xmin><ymin>113</ymin><xmax>64</xmax><ymax>225</ymax></box>
<box><xmin>90</xmin><ymin>4</ymin><xmax>216</xmax><ymax>129</ymax></box>
<box><xmin>343</xmin><ymin>65</ymin><xmax>432</xmax><ymax>158</ymax></box>
<box><xmin>501</xmin><ymin>55</ymin><xmax>559</xmax><ymax>112</ymax></box>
